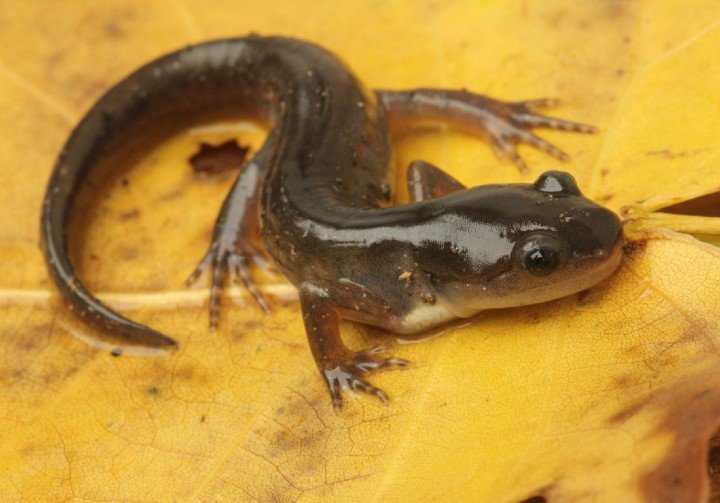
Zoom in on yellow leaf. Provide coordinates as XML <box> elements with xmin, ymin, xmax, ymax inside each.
<box><xmin>2</xmin><ymin>1</ymin><xmax>720</xmax><ymax>502</ymax></box>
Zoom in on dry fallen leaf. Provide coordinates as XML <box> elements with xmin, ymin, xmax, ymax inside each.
<box><xmin>1</xmin><ymin>1</ymin><xmax>720</xmax><ymax>502</ymax></box>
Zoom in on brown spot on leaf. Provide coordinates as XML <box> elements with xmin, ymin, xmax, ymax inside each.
<box><xmin>635</xmin><ymin>366</ymin><xmax>720</xmax><ymax>502</ymax></box>
<box><xmin>646</xmin><ymin>148</ymin><xmax>708</xmax><ymax>160</ymax></box>
<box><xmin>158</xmin><ymin>188</ymin><xmax>184</xmax><ymax>202</ymax></box>
<box><xmin>609</xmin><ymin>394</ymin><xmax>646</xmax><ymax>424</ymax></box>
<box><xmin>622</xmin><ymin>239</ymin><xmax>647</xmax><ymax>257</ymax></box>
<box><xmin>243</xmin><ymin>319</ymin><xmax>263</xmax><ymax>331</ymax></box>
<box><xmin>119</xmin><ymin>208</ymin><xmax>140</xmax><ymax>220</ymax></box>
<box><xmin>172</xmin><ymin>364</ymin><xmax>195</xmax><ymax>381</ymax></box>
<box><xmin>116</xmin><ymin>245</ymin><xmax>139</xmax><ymax>261</ymax></box>
<box><xmin>612</xmin><ymin>373</ymin><xmax>636</xmax><ymax>390</ymax></box>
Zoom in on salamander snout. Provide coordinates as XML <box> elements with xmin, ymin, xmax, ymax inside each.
<box><xmin>531</xmin><ymin>169</ymin><xmax>623</xmax><ymax>264</ymax></box>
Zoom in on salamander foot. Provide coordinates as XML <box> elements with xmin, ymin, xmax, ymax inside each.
<box><xmin>184</xmin><ymin>240</ymin><xmax>270</xmax><ymax>329</ymax></box>
<box><xmin>323</xmin><ymin>345</ymin><xmax>410</xmax><ymax>410</ymax></box>
<box><xmin>462</xmin><ymin>93</ymin><xmax>596</xmax><ymax>172</ymax></box>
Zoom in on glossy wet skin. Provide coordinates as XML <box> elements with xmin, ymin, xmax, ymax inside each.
<box><xmin>277</xmin><ymin>170</ymin><xmax>622</xmax><ymax>335</ymax></box>
<box><xmin>415</xmin><ymin>172</ymin><xmax>623</xmax><ymax>319</ymax></box>
<box><xmin>41</xmin><ymin>36</ymin><xmax>622</xmax><ymax>409</ymax></box>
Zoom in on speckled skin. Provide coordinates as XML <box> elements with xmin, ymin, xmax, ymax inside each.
<box><xmin>41</xmin><ymin>36</ymin><xmax>622</xmax><ymax>408</ymax></box>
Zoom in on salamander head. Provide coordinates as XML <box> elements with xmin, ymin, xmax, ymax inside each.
<box><xmin>418</xmin><ymin>170</ymin><xmax>623</xmax><ymax>317</ymax></box>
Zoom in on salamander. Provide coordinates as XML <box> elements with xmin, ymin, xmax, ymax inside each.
<box><xmin>41</xmin><ymin>36</ymin><xmax>623</xmax><ymax>409</ymax></box>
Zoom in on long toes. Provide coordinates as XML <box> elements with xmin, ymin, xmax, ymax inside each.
<box><xmin>208</xmin><ymin>253</ymin><xmax>228</xmax><ymax>330</ymax></box>
<box><xmin>366</xmin><ymin>344</ymin><xmax>388</xmax><ymax>355</ymax></box>
<box><xmin>324</xmin><ymin>372</ymin><xmax>345</xmax><ymax>410</ymax></box>
<box><xmin>331</xmin><ymin>388</ymin><xmax>343</xmax><ymax>410</ymax></box>
<box><xmin>354</xmin><ymin>355</ymin><xmax>410</xmax><ymax>373</ymax></box>
<box><xmin>506</xmin><ymin>148</ymin><xmax>529</xmax><ymax>173</ymax></box>
<box><xmin>381</xmin><ymin>357</ymin><xmax>411</xmax><ymax>369</ymax></box>
<box><xmin>183</xmin><ymin>245</ymin><xmax>216</xmax><ymax>287</ymax></box>
<box><xmin>230</xmin><ymin>255</ymin><xmax>271</xmax><ymax>314</ymax></box>
<box><xmin>517</xmin><ymin>131</ymin><xmax>570</xmax><ymax>162</ymax></box>
<box><xmin>513</xmin><ymin>113</ymin><xmax>597</xmax><ymax>133</ymax></box>
<box><xmin>513</xmin><ymin>98</ymin><xmax>560</xmax><ymax>110</ymax></box>
<box><xmin>369</xmin><ymin>356</ymin><xmax>410</xmax><ymax>371</ymax></box>
<box><xmin>182</xmin><ymin>268</ymin><xmax>203</xmax><ymax>288</ymax></box>
<box><xmin>490</xmin><ymin>135</ymin><xmax>528</xmax><ymax>173</ymax></box>
<box><xmin>352</xmin><ymin>377</ymin><xmax>389</xmax><ymax>405</ymax></box>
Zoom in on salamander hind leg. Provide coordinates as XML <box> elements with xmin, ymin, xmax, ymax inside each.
<box><xmin>379</xmin><ymin>89</ymin><xmax>597</xmax><ymax>173</ymax></box>
<box><xmin>184</xmin><ymin>155</ymin><xmax>272</xmax><ymax>329</ymax></box>
<box><xmin>299</xmin><ymin>280</ymin><xmax>410</xmax><ymax>410</ymax></box>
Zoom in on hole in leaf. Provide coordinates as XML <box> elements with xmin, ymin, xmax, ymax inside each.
<box><xmin>189</xmin><ymin>139</ymin><xmax>250</xmax><ymax>178</ymax></box>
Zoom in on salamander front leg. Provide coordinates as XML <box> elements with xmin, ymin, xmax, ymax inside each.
<box><xmin>406</xmin><ymin>159</ymin><xmax>467</xmax><ymax>202</ymax></box>
<box><xmin>378</xmin><ymin>89</ymin><xmax>596</xmax><ymax>173</ymax></box>
<box><xmin>299</xmin><ymin>280</ymin><xmax>410</xmax><ymax>409</ymax></box>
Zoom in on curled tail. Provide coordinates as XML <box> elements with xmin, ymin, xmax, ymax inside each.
<box><xmin>40</xmin><ymin>36</ymin><xmax>306</xmax><ymax>347</ymax></box>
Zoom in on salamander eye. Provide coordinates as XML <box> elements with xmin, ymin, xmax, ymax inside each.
<box><xmin>533</xmin><ymin>171</ymin><xmax>581</xmax><ymax>196</ymax></box>
<box><xmin>514</xmin><ymin>233</ymin><xmax>569</xmax><ymax>277</ymax></box>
